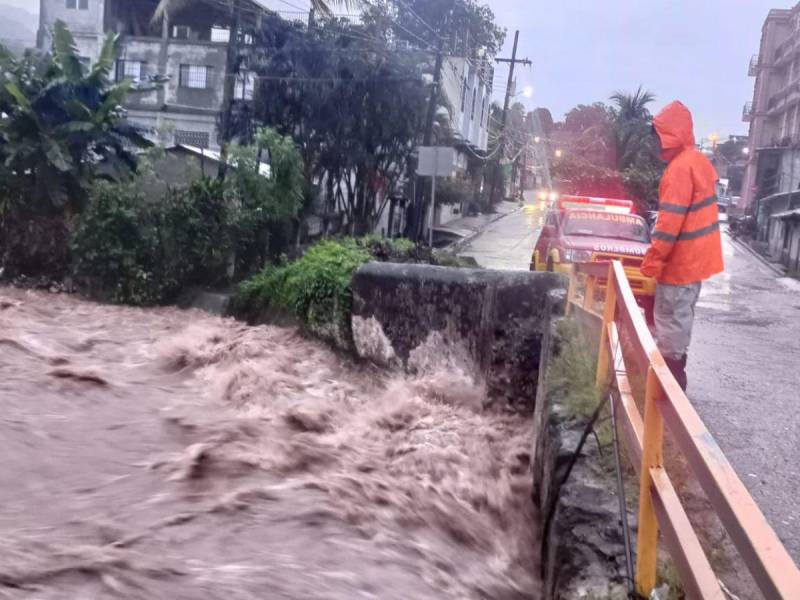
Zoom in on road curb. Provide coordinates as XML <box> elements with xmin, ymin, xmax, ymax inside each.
<box><xmin>450</xmin><ymin>206</ymin><xmax>522</xmax><ymax>253</ymax></box>
<box><xmin>728</xmin><ymin>233</ymin><xmax>786</xmax><ymax>277</ymax></box>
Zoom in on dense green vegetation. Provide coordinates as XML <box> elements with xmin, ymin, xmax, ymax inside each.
<box><xmin>551</xmin><ymin>88</ymin><xmax>664</xmax><ymax>213</ymax></box>
<box><xmin>71</xmin><ymin>128</ymin><xmax>305</xmax><ymax>305</ymax></box>
<box><xmin>234</xmin><ymin>236</ymin><xmax>465</xmax><ymax>346</ymax></box>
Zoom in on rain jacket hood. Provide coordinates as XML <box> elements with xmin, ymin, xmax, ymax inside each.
<box><xmin>653</xmin><ymin>101</ymin><xmax>696</xmax><ymax>160</ymax></box>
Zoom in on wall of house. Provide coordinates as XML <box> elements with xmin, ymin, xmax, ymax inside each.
<box><xmin>127</xmin><ymin>108</ymin><xmax>219</xmax><ymax>149</ymax></box>
<box><xmin>118</xmin><ymin>35</ymin><xmax>227</xmax><ymax>148</ymax></box>
<box><xmin>39</xmin><ymin>0</ymin><xmax>106</xmax><ymax>59</ymax></box>
<box><xmin>441</xmin><ymin>57</ymin><xmax>489</xmax><ymax>152</ymax></box>
<box><xmin>164</xmin><ymin>40</ymin><xmax>228</xmax><ymax>110</ymax></box>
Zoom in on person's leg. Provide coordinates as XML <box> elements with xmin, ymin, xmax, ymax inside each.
<box><xmin>653</xmin><ymin>282</ymin><xmax>702</xmax><ymax>390</ymax></box>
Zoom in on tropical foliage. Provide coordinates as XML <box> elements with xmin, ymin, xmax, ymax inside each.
<box><xmin>0</xmin><ymin>22</ymin><xmax>145</xmax><ymax>276</ymax></box>
<box><xmin>234</xmin><ymin>235</ymin><xmax>460</xmax><ymax>347</ymax></box>
<box><xmin>552</xmin><ymin>88</ymin><xmax>663</xmax><ymax>212</ymax></box>
<box><xmin>0</xmin><ymin>22</ymin><xmax>142</xmax><ymax>216</ymax></box>
<box><xmin>246</xmin><ymin>11</ymin><xmax>432</xmax><ymax>235</ymax></box>
<box><xmin>72</xmin><ymin>128</ymin><xmax>305</xmax><ymax>304</ymax></box>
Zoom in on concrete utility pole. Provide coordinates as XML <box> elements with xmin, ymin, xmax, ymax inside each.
<box><xmin>488</xmin><ymin>30</ymin><xmax>531</xmax><ymax>205</ymax></box>
<box><xmin>413</xmin><ymin>30</ymin><xmax>447</xmax><ymax>241</ymax></box>
<box><xmin>218</xmin><ymin>0</ymin><xmax>242</xmax><ymax>179</ymax></box>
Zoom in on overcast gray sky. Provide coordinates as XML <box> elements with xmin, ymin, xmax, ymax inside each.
<box><xmin>492</xmin><ymin>0</ymin><xmax>782</xmax><ymax>140</ymax></box>
<box><xmin>12</xmin><ymin>0</ymin><xmax>782</xmax><ymax>138</ymax></box>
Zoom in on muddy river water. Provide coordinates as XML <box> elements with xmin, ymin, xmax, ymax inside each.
<box><xmin>0</xmin><ymin>286</ymin><xmax>540</xmax><ymax>599</ymax></box>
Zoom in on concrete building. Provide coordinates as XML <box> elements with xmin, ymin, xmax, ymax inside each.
<box><xmin>38</xmin><ymin>0</ymin><xmax>260</xmax><ymax>150</ymax></box>
<box><xmin>433</xmin><ymin>55</ymin><xmax>492</xmax><ymax>225</ymax></box>
<box><xmin>742</xmin><ymin>4</ymin><xmax>800</xmax><ymax>271</ymax></box>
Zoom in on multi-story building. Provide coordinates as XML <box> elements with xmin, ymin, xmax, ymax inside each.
<box><xmin>38</xmin><ymin>0</ymin><xmax>259</xmax><ymax>150</ymax></box>
<box><xmin>743</xmin><ymin>4</ymin><xmax>800</xmax><ymax>272</ymax></box>
<box><xmin>431</xmin><ymin>55</ymin><xmax>493</xmax><ymax>226</ymax></box>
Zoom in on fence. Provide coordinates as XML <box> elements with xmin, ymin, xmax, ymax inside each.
<box><xmin>566</xmin><ymin>260</ymin><xmax>800</xmax><ymax>599</ymax></box>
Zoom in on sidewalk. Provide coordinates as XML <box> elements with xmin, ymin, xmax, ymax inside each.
<box><xmin>436</xmin><ymin>201</ymin><xmax>520</xmax><ymax>250</ymax></box>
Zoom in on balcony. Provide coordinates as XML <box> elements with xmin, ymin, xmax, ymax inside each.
<box><xmin>743</xmin><ymin>102</ymin><xmax>754</xmax><ymax>122</ymax></box>
<box><xmin>749</xmin><ymin>55</ymin><xmax>760</xmax><ymax>76</ymax></box>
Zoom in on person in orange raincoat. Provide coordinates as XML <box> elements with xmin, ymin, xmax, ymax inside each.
<box><xmin>641</xmin><ymin>101</ymin><xmax>724</xmax><ymax>390</ymax></box>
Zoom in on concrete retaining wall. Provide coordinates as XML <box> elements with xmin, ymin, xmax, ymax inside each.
<box><xmin>351</xmin><ymin>262</ymin><xmax>566</xmax><ymax>412</ymax></box>
<box><xmin>532</xmin><ymin>292</ymin><xmax>631</xmax><ymax>599</ymax></box>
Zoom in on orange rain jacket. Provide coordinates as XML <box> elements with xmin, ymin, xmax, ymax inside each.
<box><xmin>641</xmin><ymin>101</ymin><xmax>724</xmax><ymax>284</ymax></box>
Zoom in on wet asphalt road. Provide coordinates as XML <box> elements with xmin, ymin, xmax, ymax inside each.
<box><xmin>461</xmin><ymin>201</ymin><xmax>800</xmax><ymax>562</ymax></box>
<box><xmin>692</xmin><ymin>235</ymin><xmax>800</xmax><ymax>561</ymax></box>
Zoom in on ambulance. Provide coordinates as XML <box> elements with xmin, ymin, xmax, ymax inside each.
<box><xmin>530</xmin><ymin>195</ymin><xmax>656</xmax><ymax>321</ymax></box>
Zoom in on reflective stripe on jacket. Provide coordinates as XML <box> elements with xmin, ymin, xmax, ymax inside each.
<box><xmin>641</xmin><ymin>101</ymin><xmax>724</xmax><ymax>284</ymax></box>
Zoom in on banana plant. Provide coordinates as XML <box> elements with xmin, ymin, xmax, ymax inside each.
<box><xmin>0</xmin><ymin>20</ymin><xmax>144</xmax><ymax>216</ymax></box>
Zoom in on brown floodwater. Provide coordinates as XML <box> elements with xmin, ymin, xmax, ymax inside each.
<box><xmin>0</xmin><ymin>286</ymin><xmax>541</xmax><ymax>599</ymax></box>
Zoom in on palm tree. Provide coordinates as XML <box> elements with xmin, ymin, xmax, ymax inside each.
<box><xmin>608</xmin><ymin>87</ymin><xmax>657</xmax><ymax>172</ymax></box>
<box><xmin>609</xmin><ymin>86</ymin><xmax>655</xmax><ymax>122</ymax></box>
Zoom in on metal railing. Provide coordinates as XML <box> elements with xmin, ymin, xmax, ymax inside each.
<box><xmin>742</xmin><ymin>101</ymin><xmax>753</xmax><ymax>122</ymax></box>
<box><xmin>566</xmin><ymin>261</ymin><xmax>800</xmax><ymax>599</ymax></box>
<box><xmin>749</xmin><ymin>54</ymin><xmax>760</xmax><ymax>77</ymax></box>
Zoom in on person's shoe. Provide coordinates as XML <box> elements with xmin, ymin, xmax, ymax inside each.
<box><xmin>664</xmin><ymin>355</ymin><xmax>688</xmax><ymax>391</ymax></box>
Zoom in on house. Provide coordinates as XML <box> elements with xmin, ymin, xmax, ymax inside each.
<box><xmin>38</xmin><ymin>0</ymin><xmax>261</xmax><ymax>150</ymax></box>
<box><xmin>740</xmin><ymin>3</ymin><xmax>800</xmax><ymax>272</ymax></box>
<box><xmin>431</xmin><ymin>55</ymin><xmax>492</xmax><ymax>226</ymax></box>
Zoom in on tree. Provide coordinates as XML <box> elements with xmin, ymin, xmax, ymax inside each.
<box><xmin>551</xmin><ymin>89</ymin><xmax>663</xmax><ymax>212</ymax></box>
<box><xmin>609</xmin><ymin>86</ymin><xmax>655</xmax><ymax>122</ymax></box>
<box><xmin>248</xmin><ymin>12</ymin><xmax>430</xmax><ymax>235</ymax></box>
<box><xmin>0</xmin><ymin>22</ymin><xmax>144</xmax><ymax>276</ymax></box>
<box><xmin>0</xmin><ymin>22</ymin><xmax>141</xmax><ymax>215</ymax></box>
<box><xmin>392</xmin><ymin>0</ymin><xmax>505</xmax><ymax>57</ymax></box>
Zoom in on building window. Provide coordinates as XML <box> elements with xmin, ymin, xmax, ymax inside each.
<box><xmin>471</xmin><ymin>88</ymin><xmax>477</xmax><ymax>121</ymax></box>
<box><xmin>480</xmin><ymin>95</ymin><xmax>486</xmax><ymax>125</ymax></box>
<box><xmin>172</xmin><ymin>26</ymin><xmax>191</xmax><ymax>40</ymax></box>
<box><xmin>67</xmin><ymin>0</ymin><xmax>89</xmax><ymax>8</ymax></box>
<box><xmin>116</xmin><ymin>60</ymin><xmax>143</xmax><ymax>82</ymax></box>
<box><xmin>179</xmin><ymin>65</ymin><xmax>210</xmax><ymax>89</ymax></box>
<box><xmin>234</xmin><ymin>71</ymin><xmax>255</xmax><ymax>100</ymax></box>
<box><xmin>460</xmin><ymin>77</ymin><xmax>467</xmax><ymax>112</ymax></box>
<box><xmin>211</xmin><ymin>28</ymin><xmax>230</xmax><ymax>43</ymax></box>
<box><xmin>174</xmin><ymin>130</ymin><xmax>210</xmax><ymax>149</ymax></box>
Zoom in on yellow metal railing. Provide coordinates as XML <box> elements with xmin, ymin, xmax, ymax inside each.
<box><xmin>567</xmin><ymin>260</ymin><xmax>800</xmax><ymax>599</ymax></box>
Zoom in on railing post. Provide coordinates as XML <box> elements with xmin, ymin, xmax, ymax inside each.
<box><xmin>636</xmin><ymin>366</ymin><xmax>665</xmax><ymax>596</ymax></box>
<box><xmin>595</xmin><ymin>262</ymin><xmax>616</xmax><ymax>390</ymax></box>
<box><xmin>565</xmin><ymin>265</ymin><xmax>577</xmax><ymax>315</ymax></box>
<box><xmin>583</xmin><ymin>274</ymin><xmax>596</xmax><ymax>312</ymax></box>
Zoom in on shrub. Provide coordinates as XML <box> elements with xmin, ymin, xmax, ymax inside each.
<box><xmin>72</xmin><ymin>177</ymin><xmax>235</xmax><ymax>305</ymax></box>
<box><xmin>234</xmin><ymin>236</ymin><xmax>477</xmax><ymax>347</ymax></box>
<box><xmin>236</xmin><ymin>239</ymin><xmax>372</xmax><ymax>346</ymax></box>
<box><xmin>71</xmin><ymin>179</ymin><xmax>171</xmax><ymax>305</ymax></box>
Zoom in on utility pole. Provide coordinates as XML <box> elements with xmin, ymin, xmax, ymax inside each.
<box><xmin>411</xmin><ymin>24</ymin><xmax>447</xmax><ymax>241</ymax></box>
<box><xmin>218</xmin><ymin>0</ymin><xmax>241</xmax><ymax>179</ymax></box>
<box><xmin>488</xmin><ymin>30</ymin><xmax>531</xmax><ymax>205</ymax></box>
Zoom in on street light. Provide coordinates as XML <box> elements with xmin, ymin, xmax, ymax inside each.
<box><xmin>742</xmin><ymin>146</ymin><xmax>750</xmax><ymax>155</ymax></box>
<box><xmin>534</xmin><ymin>136</ymin><xmax>541</xmax><ymax>143</ymax></box>
<box><xmin>522</xmin><ymin>85</ymin><xmax>534</xmax><ymax>98</ymax></box>
<box><xmin>555</xmin><ymin>149</ymin><xmax>563</xmax><ymax>158</ymax></box>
